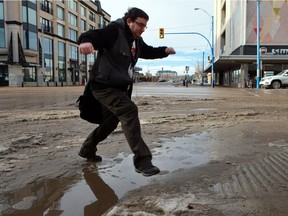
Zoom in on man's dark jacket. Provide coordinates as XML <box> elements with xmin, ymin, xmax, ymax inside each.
<box><xmin>78</xmin><ymin>18</ymin><xmax>169</xmax><ymax>88</ymax></box>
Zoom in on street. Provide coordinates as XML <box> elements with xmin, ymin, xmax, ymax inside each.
<box><xmin>0</xmin><ymin>83</ymin><xmax>288</xmax><ymax>216</ymax></box>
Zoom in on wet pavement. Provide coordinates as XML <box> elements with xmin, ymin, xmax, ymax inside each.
<box><xmin>1</xmin><ymin>84</ymin><xmax>287</xmax><ymax>111</ymax></box>
<box><xmin>1</xmin><ymin>132</ymin><xmax>214</xmax><ymax>216</ymax></box>
<box><xmin>1</xmin><ymin>83</ymin><xmax>288</xmax><ymax>216</ymax></box>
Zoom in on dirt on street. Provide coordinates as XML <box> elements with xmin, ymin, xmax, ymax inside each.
<box><xmin>0</xmin><ymin>83</ymin><xmax>288</xmax><ymax>216</ymax></box>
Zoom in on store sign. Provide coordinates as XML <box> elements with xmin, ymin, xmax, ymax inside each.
<box><xmin>272</xmin><ymin>49</ymin><xmax>288</xmax><ymax>55</ymax></box>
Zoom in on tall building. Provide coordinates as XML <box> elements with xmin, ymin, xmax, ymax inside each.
<box><xmin>0</xmin><ymin>0</ymin><xmax>110</xmax><ymax>87</ymax></box>
<box><xmin>213</xmin><ymin>0</ymin><xmax>288</xmax><ymax>87</ymax></box>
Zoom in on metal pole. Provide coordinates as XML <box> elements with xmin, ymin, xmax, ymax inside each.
<box><xmin>202</xmin><ymin>51</ymin><xmax>205</xmax><ymax>85</ymax></box>
<box><xmin>256</xmin><ymin>0</ymin><xmax>261</xmax><ymax>88</ymax></box>
<box><xmin>202</xmin><ymin>52</ymin><xmax>204</xmax><ymax>74</ymax></box>
<box><xmin>211</xmin><ymin>15</ymin><xmax>215</xmax><ymax>88</ymax></box>
<box><xmin>194</xmin><ymin>8</ymin><xmax>214</xmax><ymax>88</ymax></box>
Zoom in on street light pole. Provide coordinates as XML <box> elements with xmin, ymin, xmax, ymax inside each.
<box><xmin>211</xmin><ymin>15</ymin><xmax>214</xmax><ymax>88</ymax></box>
<box><xmin>256</xmin><ymin>0</ymin><xmax>261</xmax><ymax>89</ymax></box>
<box><xmin>194</xmin><ymin>8</ymin><xmax>215</xmax><ymax>88</ymax></box>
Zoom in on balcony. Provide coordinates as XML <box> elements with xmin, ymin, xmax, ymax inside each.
<box><xmin>40</xmin><ymin>3</ymin><xmax>53</xmax><ymax>15</ymax></box>
<box><xmin>43</xmin><ymin>25</ymin><xmax>54</xmax><ymax>34</ymax></box>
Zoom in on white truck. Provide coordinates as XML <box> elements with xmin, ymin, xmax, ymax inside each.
<box><xmin>260</xmin><ymin>69</ymin><xmax>288</xmax><ymax>89</ymax></box>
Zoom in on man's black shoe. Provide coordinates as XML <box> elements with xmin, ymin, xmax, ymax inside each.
<box><xmin>78</xmin><ymin>150</ymin><xmax>102</xmax><ymax>162</ymax></box>
<box><xmin>135</xmin><ymin>165</ymin><xmax>160</xmax><ymax>177</ymax></box>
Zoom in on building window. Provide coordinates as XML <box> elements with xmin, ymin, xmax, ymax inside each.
<box><xmin>80</xmin><ymin>6</ymin><xmax>86</xmax><ymax>16</ymax></box>
<box><xmin>69</xmin><ymin>28</ymin><xmax>77</xmax><ymax>41</ymax></box>
<box><xmin>0</xmin><ymin>1</ymin><xmax>5</xmax><ymax>48</ymax></box>
<box><xmin>69</xmin><ymin>45</ymin><xmax>79</xmax><ymax>83</ymax></box>
<box><xmin>23</xmin><ymin>67</ymin><xmax>36</xmax><ymax>82</ymax></box>
<box><xmin>0</xmin><ymin>1</ymin><xmax>4</xmax><ymax>20</ymax></box>
<box><xmin>57</xmin><ymin>23</ymin><xmax>65</xmax><ymax>37</ymax></box>
<box><xmin>57</xmin><ymin>6</ymin><xmax>64</xmax><ymax>20</ymax></box>
<box><xmin>43</xmin><ymin>37</ymin><xmax>54</xmax><ymax>82</ymax></box>
<box><xmin>68</xmin><ymin>12</ymin><xmax>77</xmax><ymax>27</ymax></box>
<box><xmin>231</xmin><ymin>67</ymin><xmax>241</xmax><ymax>84</ymax></box>
<box><xmin>89</xmin><ymin>25</ymin><xmax>95</xmax><ymax>30</ymax></box>
<box><xmin>28</xmin><ymin>7</ymin><xmax>37</xmax><ymax>26</ymax></box>
<box><xmin>0</xmin><ymin>28</ymin><xmax>5</xmax><ymax>48</ymax></box>
<box><xmin>89</xmin><ymin>53</ymin><xmax>95</xmax><ymax>66</ymax></box>
<box><xmin>23</xmin><ymin>30</ymin><xmax>37</xmax><ymax>50</ymax></box>
<box><xmin>22</xmin><ymin>2</ymin><xmax>37</xmax><ymax>50</ymax></box>
<box><xmin>68</xmin><ymin>0</ymin><xmax>77</xmax><ymax>11</ymax></box>
<box><xmin>81</xmin><ymin>54</ymin><xmax>86</xmax><ymax>65</ymax></box>
<box><xmin>58</xmin><ymin>42</ymin><xmax>66</xmax><ymax>82</ymax></box>
<box><xmin>40</xmin><ymin>17</ymin><xmax>53</xmax><ymax>34</ymax></box>
<box><xmin>80</xmin><ymin>19</ymin><xmax>86</xmax><ymax>31</ymax></box>
<box><xmin>99</xmin><ymin>15</ymin><xmax>104</xmax><ymax>28</ymax></box>
<box><xmin>69</xmin><ymin>45</ymin><xmax>78</xmax><ymax>60</ymax></box>
<box><xmin>89</xmin><ymin>11</ymin><xmax>95</xmax><ymax>22</ymax></box>
<box><xmin>40</xmin><ymin>0</ymin><xmax>53</xmax><ymax>15</ymax></box>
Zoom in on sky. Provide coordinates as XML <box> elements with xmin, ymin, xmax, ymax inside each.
<box><xmin>100</xmin><ymin>0</ymin><xmax>214</xmax><ymax>75</ymax></box>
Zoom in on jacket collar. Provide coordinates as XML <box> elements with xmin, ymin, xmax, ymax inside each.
<box><xmin>112</xmin><ymin>18</ymin><xmax>137</xmax><ymax>44</ymax></box>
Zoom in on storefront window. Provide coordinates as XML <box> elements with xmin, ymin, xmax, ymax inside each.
<box><xmin>58</xmin><ymin>42</ymin><xmax>66</xmax><ymax>82</ymax></box>
<box><xmin>231</xmin><ymin>67</ymin><xmax>241</xmax><ymax>84</ymax></box>
<box><xmin>23</xmin><ymin>67</ymin><xmax>36</xmax><ymax>82</ymax></box>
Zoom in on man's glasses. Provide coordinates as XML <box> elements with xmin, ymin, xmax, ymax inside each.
<box><xmin>134</xmin><ymin>21</ymin><xmax>147</xmax><ymax>29</ymax></box>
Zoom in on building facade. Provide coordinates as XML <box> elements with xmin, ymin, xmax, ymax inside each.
<box><xmin>0</xmin><ymin>0</ymin><xmax>110</xmax><ymax>87</ymax></box>
<box><xmin>213</xmin><ymin>0</ymin><xmax>288</xmax><ymax>87</ymax></box>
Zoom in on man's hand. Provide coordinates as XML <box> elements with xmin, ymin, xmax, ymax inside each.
<box><xmin>165</xmin><ymin>47</ymin><xmax>176</xmax><ymax>55</ymax></box>
<box><xmin>79</xmin><ymin>42</ymin><xmax>95</xmax><ymax>54</ymax></box>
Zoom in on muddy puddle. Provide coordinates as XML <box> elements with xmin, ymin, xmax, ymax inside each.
<box><xmin>0</xmin><ymin>131</ymin><xmax>216</xmax><ymax>216</ymax></box>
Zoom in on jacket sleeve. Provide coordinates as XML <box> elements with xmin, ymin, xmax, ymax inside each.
<box><xmin>77</xmin><ymin>25</ymin><xmax>119</xmax><ymax>50</ymax></box>
<box><xmin>139</xmin><ymin>40</ymin><xmax>169</xmax><ymax>59</ymax></box>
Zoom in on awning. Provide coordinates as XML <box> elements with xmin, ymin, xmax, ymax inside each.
<box><xmin>205</xmin><ymin>55</ymin><xmax>288</xmax><ymax>72</ymax></box>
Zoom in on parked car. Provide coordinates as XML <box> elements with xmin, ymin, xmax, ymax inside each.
<box><xmin>260</xmin><ymin>69</ymin><xmax>288</xmax><ymax>89</ymax></box>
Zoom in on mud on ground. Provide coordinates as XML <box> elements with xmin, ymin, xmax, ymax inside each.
<box><xmin>0</xmin><ymin>84</ymin><xmax>288</xmax><ymax>215</ymax></box>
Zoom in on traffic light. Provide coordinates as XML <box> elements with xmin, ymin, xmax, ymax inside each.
<box><xmin>159</xmin><ymin>28</ymin><xmax>164</xmax><ymax>39</ymax></box>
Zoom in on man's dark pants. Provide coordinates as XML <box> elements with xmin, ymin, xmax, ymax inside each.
<box><xmin>81</xmin><ymin>85</ymin><xmax>153</xmax><ymax>170</ymax></box>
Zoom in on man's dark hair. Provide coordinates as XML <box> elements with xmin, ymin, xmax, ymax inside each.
<box><xmin>123</xmin><ymin>7</ymin><xmax>149</xmax><ymax>22</ymax></box>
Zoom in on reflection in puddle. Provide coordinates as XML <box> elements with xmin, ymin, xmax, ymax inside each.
<box><xmin>1</xmin><ymin>132</ymin><xmax>214</xmax><ymax>216</ymax></box>
<box><xmin>1</xmin><ymin>165</ymin><xmax>118</xmax><ymax>216</ymax></box>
